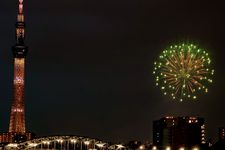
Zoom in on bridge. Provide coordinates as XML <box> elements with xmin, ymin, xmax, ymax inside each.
<box><xmin>3</xmin><ymin>135</ymin><xmax>126</xmax><ymax>150</ymax></box>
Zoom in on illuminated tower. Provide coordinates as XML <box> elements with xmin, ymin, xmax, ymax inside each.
<box><xmin>0</xmin><ymin>0</ymin><xmax>34</xmax><ymax>143</ymax></box>
<box><xmin>9</xmin><ymin>0</ymin><xmax>28</xmax><ymax>134</ymax></box>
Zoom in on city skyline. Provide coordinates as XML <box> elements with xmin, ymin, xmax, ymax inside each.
<box><xmin>0</xmin><ymin>0</ymin><xmax>225</xmax><ymax>143</ymax></box>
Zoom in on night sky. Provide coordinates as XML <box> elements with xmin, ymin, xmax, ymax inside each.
<box><xmin>0</xmin><ymin>0</ymin><xmax>225</xmax><ymax>143</ymax></box>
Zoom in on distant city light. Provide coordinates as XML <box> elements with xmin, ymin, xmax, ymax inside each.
<box><xmin>42</xmin><ymin>141</ymin><xmax>50</xmax><ymax>145</ymax></box>
<box><xmin>139</xmin><ymin>145</ymin><xmax>145</xmax><ymax>150</ymax></box>
<box><xmin>7</xmin><ymin>143</ymin><xmax>18</xmax><ymax>148</ymax></box>
<box><xmin>84</xmin><ymin>140</ymin><xmax>90</xmax><ymax>145</ymax></box>
<box><xmin>117</xmin><ymin>144</ymin><xmax>125</xmax><ymax>149</ymax></box>
<box><xmin>57</xmin><ymin>139</ymin><xmax>63</xmax><ymax>143</ymax></box>
<box><xmin>152</xmin><ymin>146</ymin><xmax>157</xmax><ymax>150</ymax></box>
<box><xmin>28</xmin><ymin>143</ymin><xmax>38</xmax><ymax>147</ymax></box>
<box><xmin>166</xmin><ymin>146</ymin><xmax>171</xmax><ymax>150</ymax></box>
<box><xmin>96</xmin><ymin>143</ymin><xmax>105</xmax><ymax>148</ymax></box>
<box><xmin>70</xmin><ymin>139</ymin><xmax>77</xmax><ymax>143</ymax></box>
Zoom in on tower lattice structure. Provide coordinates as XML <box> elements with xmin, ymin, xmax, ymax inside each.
<box><xmin>9</xmin><ymin>0</ymin><xmax>28</xmax><ymax>134</ymax></box>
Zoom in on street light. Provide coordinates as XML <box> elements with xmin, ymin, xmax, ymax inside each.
<box><xmin>57</xmin><ymin>139</ymin><xmax>64</xmax><ymax>150</ymax></box>
<box><xmin>42</xmin><ymin>141</ymin><xmax>50</xmax><ymax>149</ymax></box>
<box><xmin>166</xmin><ymin>146</ymin><xmax>171</xmax><ymax>150</ymax></box>
<box><xmin>96</xmin><ymin>143</ymin><xmax>105</xmax><ymax>150</ymax></box>
<box><xmin>71</xmin><ymin>139</ymin><xmax>77</xmax><ymax>150</ymax></box>
<box><xmin>84</xmin><ymin>140</ymin><xmax>90</xmax><ymax>150</ymax></box>
<box><xmin>6</xmin><ymin>143</ymin><xmax>18</xmax><ymax>148</ymax></box>
<box><xmin>71</xmin><ymin>139</ymin><xmax>77</xmax><ymax>143</ymax></box>
<box><xmin>117</xmin><ymin>144</ymin><xmax>125</xmax><ymax>149</ymax></box>
<box><xmin>152</xmin><ymin>146</ymin><xmax>157</xmax><ymax>150</ymax></box>
<box><xmin>28</xmin><ymin>143</ymin><xmax>38</xmax><ymax>147</ymax></box>
<box><xmin>42</xmin><ymin>141</ymin><xmax>50</xmax><ymax>145</ymax></box>
<box><xmin>179</xmin><ymin>147</ymin><xmax>185</xmax><ymax>150</ymax></box>
<box><xmin>96</xmin><ymin>143</ymin><xmax>105</xmax><ymax>148</ymax></box>
<box><xmin>57</xmin><ymin>139</ymin><xmax>64</xmax><ymax>143</ymax></box>
<box><xmin>84</xmin><ymin>140</ymin><xmax>90</xmax><ymax>145</ymax></box>
<box><xmin>139</xmin><ymin>145</ymin><xmax>145</xmax><ymax>150</ymax></box>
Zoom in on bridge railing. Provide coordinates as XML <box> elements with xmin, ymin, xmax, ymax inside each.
<box><xmin>4</xmin><ymin>135</ymin><xmax>127</xmax><ymax>150</ymax></box>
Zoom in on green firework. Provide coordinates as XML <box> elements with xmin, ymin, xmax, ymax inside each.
<box><xmin>153</xmin><ymin>43</ymin><xmax>214</xmax><ymax>102</ymax></box>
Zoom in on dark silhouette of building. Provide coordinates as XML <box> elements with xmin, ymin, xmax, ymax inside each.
<box><xmin>127</xmin><ymin>140</ymin><xmax>142</xmax><ymax>150</ymax></box>
<box><xmin>153</xmin><ymin>116</ymin><xmax>205</xmax><ymax>150</ymax></box>
<box><xmin>0</xmin><ymin>0</ymin><xmax>34</xmax><ymax>143</ymax></box>
<box><xmin>211</xmin><ymin>127</ymin><xmax>225</xmax><ymax>150</ymax></box>
<box><xmin>219</xmin><ymin>127</ymin><xmax>225</xmax><ymax>140</ymax></box>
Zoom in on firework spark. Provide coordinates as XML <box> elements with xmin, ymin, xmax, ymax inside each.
<box><xmin>153</xmin><ymin>43</ymin><xmax>214</xmax><ymax>101</ymax></box>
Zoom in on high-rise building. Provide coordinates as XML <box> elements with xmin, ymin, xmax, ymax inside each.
<box><xmin>0</xmin><ymin>0</ymin><xmax>34</xmax><ymax>143</ymax></box>
<box><xmin>211</xmin><ymin>127</ymin><xmax>225</xmax><ymax>150</ymax></box>
<box><xmin>153</xmin><ymin>116</ymin><xmax>205</xmax><ymax>150</ymax></box>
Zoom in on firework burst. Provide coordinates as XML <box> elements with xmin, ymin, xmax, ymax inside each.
<box><xmin>153</xmin><ymin>43</ymin><xmax>214</xmax><ymax>101</ymax></box>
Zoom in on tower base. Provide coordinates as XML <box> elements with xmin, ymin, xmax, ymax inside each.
<box><xmin>0</xmin><ymin>132</ymin><xmax>35</xmax><ymax>143</ymax></box>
